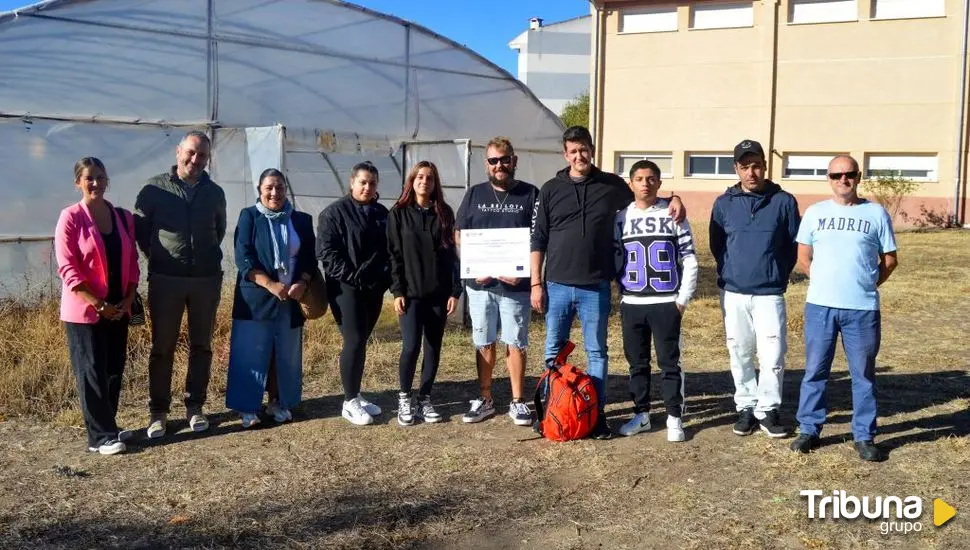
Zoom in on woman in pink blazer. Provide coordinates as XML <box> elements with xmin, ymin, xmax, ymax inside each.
<box><xmin>54</xmin><ymin>157</ymin><xmax>140</xmax><ymax>456</ymax></box>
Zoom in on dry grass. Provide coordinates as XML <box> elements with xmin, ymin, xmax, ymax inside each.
<box><xmin>0</xmin><ymin>228</ymin><xmax>967</xmax><ymax>549</ymax></box>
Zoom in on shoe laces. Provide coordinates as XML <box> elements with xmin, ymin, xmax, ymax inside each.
<box><xmin>346</xmin><ymin>398</ymin><xmax>367</xmax><ymax>416</ymax></box>
<box><xmin>399</xmin><ymin>395</ymin><xmax>413</xmax><ymax>415</ymax></box>
<box><xmin>468</xmin><ymin>398</ymin><xmax>484</xmax><ymax>413</ymax></box>
<box><xmin>513</xmin><ymin>401</ymin><xmax>530</xmax><ymax>416</ymax></box>
<box><xmin>421</xmin><ymin>399</ymin><xmax>436</xmax><ymax>415</ymax></box>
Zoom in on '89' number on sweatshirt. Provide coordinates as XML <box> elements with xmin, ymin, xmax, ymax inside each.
<box><xmin>622</xmin><ymin>240</ymin><xmax>679</xmax><ymax>293</ymax></box>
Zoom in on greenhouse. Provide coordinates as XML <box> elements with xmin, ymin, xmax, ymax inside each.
<box><xmin>0</xmin><ymin>0</ymin><xmax>566</xmax><ymax>296</ymax></box>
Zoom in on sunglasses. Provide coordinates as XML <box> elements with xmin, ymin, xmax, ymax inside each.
<box><xmin>486</xmin><ymin>155</ymin><xmax>513</xmax><ymax>166</ymax></box>
<box><xmin>828</xmin><ymin>171</ymin><xmax>860</xmax><ymax>180</ymax></box>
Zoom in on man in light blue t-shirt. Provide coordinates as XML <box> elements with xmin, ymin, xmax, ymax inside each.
<box><xmin>790</xmin><ymin>155</ymin><xmax>898</xmax><ymax>462</ymax></box>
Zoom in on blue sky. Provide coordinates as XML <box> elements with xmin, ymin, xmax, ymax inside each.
<box><xmin>0</xmin><ymin>0</ymin><xmax>590</xmax><ymax>76</ymax></box>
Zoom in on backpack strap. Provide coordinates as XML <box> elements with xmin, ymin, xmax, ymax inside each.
<box><xmin>554</xmin><ymin>341</ymin><xmax>576</xmax><ymax>367</ymax></box>
<box><xmin>532</xmin><ymin>369</ymin><xmax>552</xmax><ymax>435</ymax></box>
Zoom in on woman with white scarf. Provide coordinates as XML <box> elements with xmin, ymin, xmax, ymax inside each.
<box><xmin>226</xmin><ymin>168</ymin><xmax>317</xmax><ymax>427</ymax></box>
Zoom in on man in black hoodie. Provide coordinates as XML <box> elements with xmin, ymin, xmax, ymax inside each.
<box><xmin>709</xmin><ymin>139</ymin><xmax>801</xmax><ymax>440</ymax></box>
<box><xmin>530</xmin><ymin>126</ymin><xmax>685</xmax><ymax>439</ymax></box>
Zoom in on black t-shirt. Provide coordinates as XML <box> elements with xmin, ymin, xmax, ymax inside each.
<box><xmin>101</xmin><ymin>214</ymin><xmax>124</xmax><ymax>305</ymax></box>
<box><xmin>456</xmin><ymin>180</ymin><xmax>539</xmax><ymax>292</ymax></box>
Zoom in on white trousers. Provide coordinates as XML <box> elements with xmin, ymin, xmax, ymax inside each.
<box><xmin>720</xmin><ymin>290</ymin><xmax>787</xmax><ymax>417</ymax></box>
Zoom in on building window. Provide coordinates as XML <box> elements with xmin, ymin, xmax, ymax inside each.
<box><xmin>687</xmin><ymin>153</ymin><xmax>736</xmax><ymax>177</ymax></box>
<box><xmin>691</xmin><ymin>2</ymin><xmax>754</xmax><ymax>30</ymax></box>
<box><xmin>872</xmin><ymin>0</ymin><xmax>945</xmax><ymax>20</ymax></box>
<box><xmin>783</xmin><ymin>154</ymin><xmax>842</xmax><ymax>179</ymax></box>
<box><xmin>865</xmin><ymin>154</ymin><xmax>938</xmax><ymax>181</ymax></box>
<box><xmin>619</xmin><ymin>6</ymin><xmax>678</xmax><ymax>34</ymax></box>
<box><xmin>616</xmin><ymin>153</ymin><xmax>673</xmax><ymax>178</ymax></box>
<box><xmin>790</xmin><ymin>0</ymin><xmax>857</xmax><ymax>25</ymax></box>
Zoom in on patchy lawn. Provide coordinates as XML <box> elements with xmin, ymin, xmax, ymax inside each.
<box><xmin>0</xmin><ymin>230</ymin><xmax>967</xmax><ymax>549</ymax></box>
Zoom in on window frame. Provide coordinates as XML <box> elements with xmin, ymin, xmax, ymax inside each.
<box><xmin>615</xmin><ymin>152</ymin><xmax>674</xmax><ymax>179</ymax></box>
<box><xmin>782</xmin><ymin>153</ymin><xmax>845</xmax><ymax>180</ymax></box>
<box><xmin>788</xmin><ymin>0</ymin><xmax>858</xmax><ymax>25</ymax></box>
<box><xmin>871</xmin><ymin>0</ymin><xmax>946</xmax><ymax>21</ymax></box>
<box><xmin>689</xmin><ymin>1</ymin><xmax>755</xmax><ymax>30</ymax></box>
<box><xmin>864</xmin><ymin>154</ymin><xmax>938</xmax><ymax>182</ymax></box>
<box><xmin>685</xmin><ymin>152</ymin><xmax>737</xmax><ymax>179</ymax></box>
<box><xmin>618</xmin><ymin>5</ymin><xmax>679</xmax><ymax>35</ymax></box>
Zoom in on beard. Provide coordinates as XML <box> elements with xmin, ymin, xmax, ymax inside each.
<box><xmin>488</xmin><ymin>168</ymin><xmax>516</xmax><ymax>189</ymax></box>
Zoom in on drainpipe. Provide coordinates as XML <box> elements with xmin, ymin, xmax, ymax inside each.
<box><xmin>589</xmin><ymin>1</ymin><xmax>604</xmax><ymax>166</ymax></box>
<box><xmin>954</xmin><ymin>0</ymin><xmax>969</xmax><ymax>226</ymax></box>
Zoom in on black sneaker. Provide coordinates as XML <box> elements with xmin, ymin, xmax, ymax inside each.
<box><xmin>733</xmin><ymin>408</ymin><xmax>757</xmax><ymax>436</ymax></box>
<box><xmin>854</xmin><ymin>440</ymin><xmax>885</xmax><ymax>462</ymax></box>
<box><xmin>590</xmin><ymin>414</ymin><xmax>613</xmax><ymax>440</ymax></box>
<box><xmin>790</xmin><ymin>434</ymin><xmax>820</xmax><ymax>453</ymax></box>
<box><xmin>758</xmin><ymin>410</ymin><xmax>789</xmax><ymax>438</ymax></box>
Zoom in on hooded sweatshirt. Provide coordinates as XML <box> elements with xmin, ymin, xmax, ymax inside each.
<box><xmin>708</xmin><ymin>180</ymin><xmax>801</xmax><ymax>295</ymax></box>
<box><xmin>387</xmin><ymin>203</ymin><xmax>462</xmax><ymax>300</ymax></box>
<box><xmin>531</xmin><ymin>166</ymin><xmax>633</xmax><ymax>286</ymax></box>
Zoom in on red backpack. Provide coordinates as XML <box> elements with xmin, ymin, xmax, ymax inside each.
<box><xmin>533</xmin><ymin>341</ymin><xmax>599</xmax><ymax>442</ymax></box>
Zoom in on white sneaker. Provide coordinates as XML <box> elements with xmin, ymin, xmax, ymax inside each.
<box><xmin>241</xmin><ymin>413</ymin><xmax>260</xmax><ymax>428</ymax></box>
<box><xmin>88</xmin><ymin>439</ymin><xmax>126</xmax><ymax>455</ymax></box>
<box><xmin>397</xmin><ymin>393</ymin><xmax>415</xmax><ymax>426</ymax></box>
<box><xmin>667</xmin><ymin>416</ymin><xmax>686</xmax><ymax>442</ymax></box>
<box><xmin>416</xmin><ymin>395</ymin><xmax>442</xmax><ymax>423</ymax></box>
<box><xmin>146</xmin><ymin>415</ymin><xmax>167</xmax><ymax>439</ymax></box>
<box><xmin>619</xmin><ymin>412</ymin><xmax>651</xmax><ymax>437</ymax></box>
<box><xmin>265</xmin><ymin>401</ymin><xmax>292</xmax><ymax>423</ymax></box>
<box><xmin>357</xmin><ymin>395</ymin><xmax>382</xmax><ymax>417</ymax></box>
<box><xmin>462</xmin><ymin>398</ymin><xmax>495</xmax><ymax>423</ymax></box>
<box><xmin>342</xmin><ymin>397</ymin><xmax>375</xmax><ymax>426</ymax></box>
<box><xmin>508</xmin><ymin>401</ymin><xmax>533</xmax><ymax>426</ymax></box>
<box><xmin>188</xmin><ymin>412</ymin><xmax>209</xmax><ymax>433</ymax></box>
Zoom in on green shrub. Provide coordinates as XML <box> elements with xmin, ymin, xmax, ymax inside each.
<box><xmin>861</xmin><ymin>174</ymin><xmax>920</xmax><ymax>222</ymax></box>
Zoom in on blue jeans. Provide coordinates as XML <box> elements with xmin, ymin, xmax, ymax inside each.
<box><xmin>226</xmin><ymin>307</ymin><xmax>303</xmax><ymax>414</ymax></box>
<box><xmin>796</xmin><ymin>303</ymin><xmax>881</xmax><ymax>441</ymax></box>
<box><xmin>544</xmin><ymin>281</ymin><xmax>611</xmax><ymax>410</ymax></box>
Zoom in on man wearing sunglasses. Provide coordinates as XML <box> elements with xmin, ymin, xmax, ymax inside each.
<box><xmin>710</xmin><ymin>139</ymin><xmax>801</xmax><ymax>440</ymax></box>
<box><xmin>791</xmin><ymin>155</ymin><xmax>898</xmax><ymax>462</ymax></box>
<box><xmin>455</xmin><ymin>137</ymin><xmax>539</xmax><ymax>427</ymax></box>
<box><xmin>530</xmin><ymin>126</ymin><xmax>686</xmax><ymax>440</ymax></box>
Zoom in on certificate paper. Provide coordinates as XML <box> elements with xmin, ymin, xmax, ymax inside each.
<box><xmin>459</xmin><ymin>227</ymin><xmax>531</xmax><ymax>279</ymax></box>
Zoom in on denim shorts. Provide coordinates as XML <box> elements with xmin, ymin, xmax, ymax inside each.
<box><xmin>465</xmin><ymin>285</ymin><xmax>530</xmax><ymax>349</ymax></box>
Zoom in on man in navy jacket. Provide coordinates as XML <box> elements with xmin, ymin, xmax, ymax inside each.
<box><xmin>709</xmin><ymin>139</ymin><xmax>801</xmax><ymax>439</ymax></box>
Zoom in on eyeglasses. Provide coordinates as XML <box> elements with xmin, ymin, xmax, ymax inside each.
<box><xmin>828</xmin><ymin>171</ymin><xmax>860</xmax><ymax>180</ymax></box>
<box><xmin>486</xmin><ymin>155</ymin><xmax>513</xmax><ymax>166</ymax></box>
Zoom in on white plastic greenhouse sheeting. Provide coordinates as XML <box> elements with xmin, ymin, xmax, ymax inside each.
<box><xmin>0</xmin><ymin>0</ymin><xmax>568</xmax><ymax>298</ymax></box>
<box><xmin>0</xmin><ymin>0</ymin><xmax>564</xmax><ymax>148</ymax></box>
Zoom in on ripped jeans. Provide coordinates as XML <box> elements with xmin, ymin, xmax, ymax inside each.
<box><xmin>720</xmin><ymin>290</ymin><xmax>787</xmax><ymax>418</ymax></box>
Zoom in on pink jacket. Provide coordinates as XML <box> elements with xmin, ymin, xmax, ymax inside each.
<box><xmin>55</xmin><ymin>201</ymin><xmax>141</xmax><ymax>324</ymax></box>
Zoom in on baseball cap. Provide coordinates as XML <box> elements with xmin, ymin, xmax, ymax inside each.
<box><xmin>733</xmin><ymin>139</ymin><xmax>765</xmax><ymax>162</ymax></box>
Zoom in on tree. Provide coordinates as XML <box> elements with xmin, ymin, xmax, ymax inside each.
<box><xmin>560</xmin><ymin>92</ymin><xmax>589</xmax><ymax>129</ymax></box>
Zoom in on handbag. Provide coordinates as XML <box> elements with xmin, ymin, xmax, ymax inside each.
<box><xmin>129</xmin><ymin>292</ymin><xmax>146</xmax><ymax>326</ymax></box>
<box><xmin>299</xmin><ymin>268</ymin><xmax>329</xmax><ymax>320</ymax></box>
<box><xmin>115</xmin><ymin>207</ymin><xmax>146</xmax><ymax>327</ymax></box>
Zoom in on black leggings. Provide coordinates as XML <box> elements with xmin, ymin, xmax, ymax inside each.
<box><xmin>398</xmin><ymin>296</ymin><xmax>447</xmax><ymax>397</ymax></box>
<box><xmin>329</xmin><ymin>282</ymin><xmax>385</xmax><ymax>401</ymax></box>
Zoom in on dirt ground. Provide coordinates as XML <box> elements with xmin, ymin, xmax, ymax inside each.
<box><xmin>0</xmin><ymin>230</ymin><xmax>967</xmax><ymax>549</ymax></box>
